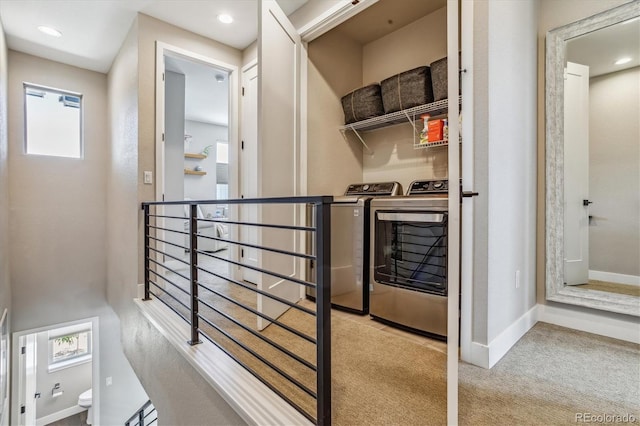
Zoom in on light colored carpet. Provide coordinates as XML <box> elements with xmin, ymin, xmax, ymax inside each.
<box><xmin>459</xmin><ymin>323</ymin><xmax>640</xmax><ymax>425</ymax></box>
<box><xmin>155</xmin><ymin>253</ymin><xmax>640</xmax><ymax>425</ymax></box>
<box><xmin>576</xmin><ymin>280</ymin><xmax>640</xmax><ymax>297</ymax></box>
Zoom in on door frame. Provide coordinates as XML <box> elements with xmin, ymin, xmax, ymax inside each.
<box><xmin>11</xmin><ymin>317</ymin><xmax>100</xmax><ymax>426</ymax></box>
<box><xmin>154</xmin><ymin>42</ymin><xmax>240</xmax><ymax>271</ymax></box>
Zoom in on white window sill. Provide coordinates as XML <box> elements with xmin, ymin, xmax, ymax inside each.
<box><xmin>134</xmin><ymin>298</ymin><xmax>313</xmax><ymax>426</ymax></box>
<box><xmin>48</xmin><ymin>354</ymin><xmax>92</xmax><ymax>373</ymax></box>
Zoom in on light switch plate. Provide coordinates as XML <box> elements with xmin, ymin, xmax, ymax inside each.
<box><xmin>106</xmin><ymin>376</ymin><xmax>113</xmax><ymax>386</ymax></box>
<box><xmin>144</xmin><ymin>171</ymin><xmax>153</xmax><ymax>184</ymax></box>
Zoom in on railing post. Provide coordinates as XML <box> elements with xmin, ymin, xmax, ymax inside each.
<box><xmin>143</xmin><ymin>204</ymin><xmax>151</xmax><ymax>301</ymax></box>
<box><xmin>188</xmin><ymin>203</ymin><xmax>202</xmax><ymax>345</ymax></box>
<box><xmin>138</xmin><ymin>406</ymin><xmax>145</xmax><ymax>426</ymax></box>
<box><xmin>315</xmin><ymin>198</ymin><xmax>331</xmax><ymax>425</ymax></box>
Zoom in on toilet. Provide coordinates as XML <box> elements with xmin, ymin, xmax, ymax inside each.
<box><xmin>78</xmin><ymin>389</ymin><xmax>93</xmax><ymax>425</ymax></box>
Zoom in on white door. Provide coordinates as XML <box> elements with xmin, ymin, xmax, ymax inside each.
<box><xmin>257</xmin><ymin>0</ymin><xmax>302</xmax><ymax>327</ymax></box>
<box><xmin>563</xmin><ymin>62</ymin><xmax>590</xmax><ymax>285</ymax></box>
<box><xmin>240</xmin><ymin>62</ymin><xmax>260</xmax><ymax>284</ymax></box>
<box><xmin>17</xmin><ymin>334</ymin><xmax>37</xmax><ymax>426</ymax></box>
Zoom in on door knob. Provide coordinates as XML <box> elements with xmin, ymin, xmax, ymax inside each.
<box><xmin>583</xmin><ymin>199</ymin><xmax>593</xmax><ymax>206</ymax></box>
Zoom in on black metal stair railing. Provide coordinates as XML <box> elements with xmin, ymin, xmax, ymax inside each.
<box><xmin>141</xmin><ymin>196</ymin><xmax>332</xmax><ymax>425</ymax></box>
<box><xmin>124</xmin><ymin>400</ymin><xmax>157</xmax><ymax>426</ymax></box>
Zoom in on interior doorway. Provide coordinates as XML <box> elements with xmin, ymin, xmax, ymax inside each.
<box><xmin>11</xmin><ymin>318</ymin><xmax>99</xmax><ymax>426</ymax></box>
<box><xmin>154</xmin><ymin>42</ymin><xmax>239</xmax><ymax>274</ymax></box>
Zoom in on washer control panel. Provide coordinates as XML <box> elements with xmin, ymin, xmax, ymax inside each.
<box><xmin>345</xmin><ymin>182</ymin><xmax>402</xmax><ymax>196</ymax></box>
<box><xmin>408</xmin><ymin>179</ymin><xmax>449</xmax><ymax>195</ymax></box>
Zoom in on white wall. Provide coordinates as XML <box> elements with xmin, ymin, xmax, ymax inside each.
<box><xmin>35</xmin><ymin>330</ymin><xmax>92</xmax><ymax>419</ymax></box>
<box><xmin>588</xmin><ymin>67</ymin><xmax>640</xmax><ymax>278</ymax></box>
<box><xmin>184</xmin><ymin>120</ymin><xmax>228</xmax><ymax>206</ymax></box>
<box><xmin>0</xmin><ymin>17</ymin><xmax>11</xmax><ymax>426</ymax></box>
<box><xmin>107</xmin><ymin>15</ymin><xmax>245</xmax><ymax>425</ymax></box>
<box><xmin>469</xmin><ymin>0</ymin><xmax>538</xmax><ymax>364</ymax></box>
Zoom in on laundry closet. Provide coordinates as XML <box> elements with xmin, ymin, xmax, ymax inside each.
<box><xmin>305</xmin><ymin>0</ymin><xmax>452</xmax><ymax>196</ymax></box>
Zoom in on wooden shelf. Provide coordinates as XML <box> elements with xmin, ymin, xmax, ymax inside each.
<box><xmin>184</xmin><ymin>169</ymin><xmax>207</xmax><ymax>176</ymax></box>
<box><xmin>184</xmin><ymin>153</ymin><xmax>206</xmax><ymax>159</ymax></box>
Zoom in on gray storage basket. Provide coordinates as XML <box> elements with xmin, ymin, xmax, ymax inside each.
<box><xmin>341</xmin><ymin>84</ymin><xmax>385</xmax><ymax>124</ymax></box>
<box><xmin>430</xmin><ymin>54</ymin><xmax>462</xmax><ymax>101</ymax></box>
<box><xmin>381</xmin><ymin>66</ymin><xmax>434</xmax><ymax>114</ymax></box>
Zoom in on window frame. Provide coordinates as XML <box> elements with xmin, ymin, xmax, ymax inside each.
<box><xmin>47</xmin><ymin>328</ymin><xmax>92</xmax><ymax>372</ymax></box>
<box><xmin>23</xmin><ymin>82</ymin><xmax>84</xmax><ymax>159</ymax></box>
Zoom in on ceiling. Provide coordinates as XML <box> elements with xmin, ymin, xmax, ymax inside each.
<box><xmin>0</xmin><ymin>0</ymin><xmax>309</xmax><ymax>73</ymax></box>
<box><xmin>333</xmin><ymin>0</ymin><xmax>446</xmax><ymax>45</ymax></box>
<box><xmin>566</xmin><ymin>16</ymin><xmax>640</xmax><ymax>78</ymax></box>
<box><xmin>165</xmin><ymin>55</ymin><xmax>229</xmax><ymax>126</ymax></box>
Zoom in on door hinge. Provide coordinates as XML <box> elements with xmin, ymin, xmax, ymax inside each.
<box><xmin>461</xmin><ymin>191</ymin><xmax>479</xmax><ymax>201</ymax></box>
<box><xmin>241</xmin><ymin>140</ymin><xmax>244</xmax><ymax>150</ymax></box>
<box><xmin>162</xmin><ymin>72</ymin><xmax>165</xmax><ymax>81</ymax></box>
<box><xmin>242</xmin><ymin>87</ymin><xmax>245</xmax><ymax>96</ymax></box>
<box><xmin>162</xmin><ymin>133</ymin><xmax>165</xmax><ymax>142</ymax></box>
<box><xmin>241</xmin><ymin>249</ymin><xmax>244</xmax><ymax>258</ymax></box>
<box><xmin>21</xmin><ymin>346</ymin><xmax>26</xmax><ymax>355</ymax></box>
<box><xmin>21</xmin><ymin>406</ymin><xmax>25</xmax><ymax>414</ymax></box>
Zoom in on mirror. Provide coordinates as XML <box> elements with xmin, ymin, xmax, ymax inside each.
<box><xmin>546</xmin><ymin>1</ymin><xmax>640</xmax><ymax>316</ymax></box>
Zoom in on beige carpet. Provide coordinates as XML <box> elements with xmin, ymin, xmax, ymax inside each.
<box><xmin>459</xmin><ymin>323</ymin><xmax>640</xmax><ymax>425</ymax></box>
<box><xmin>155</xmin><ymin>253</ymin><xmax>639</xmax><ymax>425</ymax></box>
<box><xmin>576</xmin><ymin>280</ymin><xmax>640</xmax><ymax>297</ymax></box>
<box><xmin>155</xmin><ymin>251</ymin><xmax>447</xmax><ymax>424</ymax></box>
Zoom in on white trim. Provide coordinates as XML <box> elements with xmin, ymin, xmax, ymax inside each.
<box><xmin>446</xmin><ymin>0</ymin><xmax>460</xmax><ymax>424</ymax></box>
<box><xmin>468</xmin><ymin>341</ymin><xmax>490</xmax><ymax>369</ymax></box>
<box><xmin>588</xmin><ymin>270</ymin><xmax>640</xmax><ymax>286</ymax></box>
<box><xmin>486</xmin><ymin>305</ymin><xmax>538</xmax><ymax>368</ymax></box>
<box><xmin>538</xmin><ymin>303</ymin><xmax>640</xmax><ymax>344</ymax></box>
<box><xmin>134</xmin><ymin>299</ymin><xmax>312</xmax><ymax>426</ymax></box>
<box><xmin>467</xmin><ymin>305</ymin><xmax>539</xmax><ymax>369</ymax></box>
<box><xmin>298</xmin><ymin>0</ymin><xmax>379</xmax><ymax>42</ymax></box>
<box><xmin>35</xmin><ymin>405</ymin><xmax>86</xmax><ymax>426</ymax></box>
<box><xmin>459</xmin><ymin>0</ymin><xmax>475</xmax><ymax>366</ymax></box>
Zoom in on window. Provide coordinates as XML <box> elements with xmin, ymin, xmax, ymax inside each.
<box><xmin>48</xmin><ymin>327</ymin><xmax>92</xmax><ymax>371</ymax></box>
<box><xmin>24</xmin><ymin>83</ymin><xmax>83</xmax><ymax>158</ymax></box>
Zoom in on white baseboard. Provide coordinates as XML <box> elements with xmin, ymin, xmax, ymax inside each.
<box><xmin>589</xmin><ymin>270</ymin><xmax>640</xmax><ymax>286</ymax></box>
<box><xmin>468</xmin><ymin>305</ymin><xmax>539</xmax><ymax>369</ymax></box>
<box><xmin>36</xmin><ymin>405</ymin><xmax>86</xmax><ymax>426</ymax></box>
<box><xmin>537</xmin><ymin>303</ymin><xmax>640</xmax><ymax>344</ymax></box>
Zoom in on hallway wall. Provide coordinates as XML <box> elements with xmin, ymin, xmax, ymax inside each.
<box><xmin>0</xmin><ymin>17</ymin><xmax>10</xmax><ymax>426</ymax></box>
<box><xmin>107</xmin><ymin>15</ymin><xmax>245</xmax><ymax>426</ymax></box>
<box><xmin>7</xmin><ymin>51</ymin><xmax>147</xmax><ymax>425</ymax></box>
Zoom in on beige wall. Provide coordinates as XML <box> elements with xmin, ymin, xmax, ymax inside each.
<box><xmin>0</xmin><ymin>17</ymin><xmax>10</xmax><ymax>355</ymax></box>
<box><xmin>588</xmin><ymin>67</ymin><xmax>640</xmax><ymax>277</ymax></box>
<box><xmin>306</xmin><ymin>6</ymin><xmax>449</xmax><ymax>194</ymax></box>
<box><xmin>136</xmin><ymin>13</ymin><xmax>242</xmax><ymax>282</ymax></box>
<box><xmin>107</xmin><ymin>15</ymin><xmax>245</xmax><ymax>425</ymax></box>
<box><xmin>307</xmin><ymin>29</ymin><xmax>363</xmax><ymax>195</ymax></box>
<box><xmin>8</xmin><ymin>51</ymin><xmax>108</xmax><ymax>328</ymax></box>
<box><xmin>361</xmin><ymin>7</ymin><xmax>447</xmax><ymax>190</ymax></box>
<box><xmin>535</xmin><ymin>0</ymin><xmax>629</xmax><ymax>303</ymax></box>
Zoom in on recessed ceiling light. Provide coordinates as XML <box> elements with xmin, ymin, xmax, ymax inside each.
<box><xmin>217</xmin><ymin>14</ymin><xmax>233</xmax><ymax>24</ymax></box>
<box><xmin>615</xmin><ymin>57</ymin><xmax>632</xmax><ymax>65</ymax></box>
<box><xmin>38</xmin><ymin>26</ymin><xmax>62</xmax><ymax>37</ymax></box>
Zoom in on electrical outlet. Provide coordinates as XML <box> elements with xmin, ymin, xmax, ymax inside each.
<box><xmin>515</xmin><ymin>270</ymin><xmax>521</xmax><ymax>289</ymax></box>
<box><xmin>106</xmin><ymin>376</ymin><xmax>113</xmax><ymax>387</ymax></box>
<box><xmin>143</xmin><ymin>171</ymin><xmax>153</xmax><ymax>184</ymax></box>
